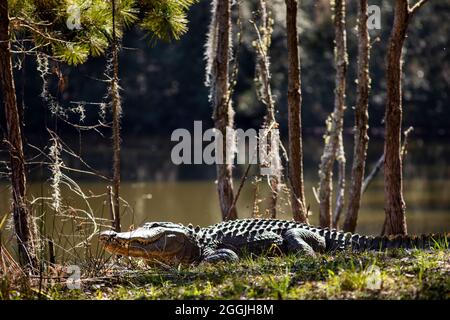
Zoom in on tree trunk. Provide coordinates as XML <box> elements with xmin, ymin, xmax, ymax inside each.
<box><xmin>0</xmin><ymin>0</ymin><xmax>36</xmax><ymax>269</ymax></box>
<box><xmin>343</xmin><ymin>0</ymin><xmax>370</xmax><ymax>232</ymax></box>
<box><xmin>213</xmin><ymin>0</ymin><xmax>237</xmax><ymax>221</ymax></box>
<box><xmin>333</xmin><ymin>135</ymin><xmax>345</xmax><ymax>228</ymax></box>
<box><xmin>254</xmin><ymin>0</ymin><xmax>281</xmax><ymax>218</ymax></box>
<box><xmin>285</xmin><ymin>0</ymin><xmax>307</xmax><ymax>223</ymax></box>
<box><xmin>318</xmin><ymin>0</ymin><xmax>347</xmax><ymax>227</ymax></box>
<box><xmin>383</xmin><ymin>0</ymin><xmax>410</xmax><ymax>235</ymax></box>
<box><xmin>111</xmin><ymin>0</ymin><xmax>121</xmax><ymax>232</ymax></box>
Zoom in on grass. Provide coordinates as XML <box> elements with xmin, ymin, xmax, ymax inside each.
<box><xmin>2</xmin><ymin>249</ymin><xmax>449</xmax><ymax>300</ymax></box>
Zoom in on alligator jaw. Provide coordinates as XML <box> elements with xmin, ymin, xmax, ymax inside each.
<box><xmin>99</xmin><ymin>230</ymin><xmax>134</xmax><ymax>256</ymax></box>
<box><xmin>99</xmin><ymin>229</ymin><xmax>166</xmax><ymax>257</ymax></box>
<box><xmin>98</xmin><ymin>225</ymin><xmax>202</xmax><ymax>264</ymax></box>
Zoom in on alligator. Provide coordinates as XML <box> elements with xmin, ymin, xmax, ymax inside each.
<box><xmin>99</xmin><ymin>218</ymin><xmax>448</xmax><ymax>265</ymax></box>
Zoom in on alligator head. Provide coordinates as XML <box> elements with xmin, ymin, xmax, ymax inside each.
<box><xmin>99</xmin><ymin>222</ymin><xmax>202</xmax><ymax>264</ymax></box>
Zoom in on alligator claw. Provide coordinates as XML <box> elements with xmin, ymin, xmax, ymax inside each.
<box><xmin>203</xmin><ymin>248</ymin><xmax>239</xmax><ymax>264</ymax></box>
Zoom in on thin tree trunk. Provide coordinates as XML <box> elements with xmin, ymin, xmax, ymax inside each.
<box><xmin>285</xmin><ymin>0</ymin><xmax>307</xmax><ymax>223</ymax></box>
<box><xmin>343</xmin><ymin>0</ymin><xmax>370</xmax><ymax>232</ymax></box>
<box><xmin>383</xmin><ymin>0</ymin><xmax>410</xmax><ymax>236</ymax></box>
<box><xmin>333</xmin><ymin>135</ymin><xmax>346</xmax><ymax>228</ymax></box>
<box><xmin>111</xmin><ymin>0</ymin><xmax>121</xmax><ymax>232</ymax></box>
<box><xmin>254</xmin><ymin>0</ymin><xmax>281</xmax><ymax>218</ymax></box>
<box><xmin>0</xmin><ymin>0</ymin><xmax>36</xmax><ymax>269</ymax></box>
<box><xmin>318</xmin><ymin>0</ymin><xmax>347</xmax><ymax>227</ymax></box>
<box><xmin>333</xmin><ymin>0</ymin><xmax>348</xmax><ymax>228</ymax></box>
<box><xmin>383</xmin><ymin>0</ymin><xmax>428</xmax><ymax>236</ymax></box>
<box><xmin>213</xmin><ymin>0</ymin><xmax>237</xmax><ymax>221</ymax></box>
<box><xmin>107</xmin><ymin>185</ymin><xmax>116</xmax><ymax>230</ymax></box>
<box><xmin>381</xmin><ymin>126</ymin><xmax>414</xmax><ymax>235</ymax></box>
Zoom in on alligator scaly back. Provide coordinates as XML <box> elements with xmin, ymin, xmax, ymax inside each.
<box><xmin>195</xmin><ymin>219</ymin><xmax>448</xmax><ymax>251</ymax></box>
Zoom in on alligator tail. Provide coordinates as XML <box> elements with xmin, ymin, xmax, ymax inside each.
<box><xmin>322</xmin><ymin>229</ymin><xmax>449</xmax><ymax>251</ymax></box>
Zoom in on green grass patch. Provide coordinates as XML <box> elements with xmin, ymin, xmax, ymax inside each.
<box><xmin>3</xmin><ymin>249</ymin><xmax>449</xmax><ymax>300</ymax></box>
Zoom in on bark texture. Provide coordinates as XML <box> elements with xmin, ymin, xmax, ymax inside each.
<box><xmin>343</xmin><ymin>0</ymin><xmax>371</xmax><ymax>232</ymax></box>
<box><xmin>254</xmin><ymin>0</ymin><xmax>281</xmax><ymax>218</ymax></box>
<box><xmin>383</xmin><ymin>0</ymin><xmax>410</xmax><ymax>235</ymax></box>
<box><xmin>213</xmin><ymin>0</ymin><xmax>237</xmax><ymax>221</ymax></box>
<box><xmin>318</xmin><ymin>0</ymin><xmax>347</xmax><ymax>227</ymax></box>
<box><xmin>111</xmin><ymin>0</ymin><xmax>121</xmax><ymax>232</ymax></box>
<box><xmin>0</xmin><ymin>0</ymin><xmax>36</xmax><ymax>269</ymax></box>
<box><xmin>333</xmin><ymin>135</ymin><xmax>345</xmax><ymax>228</ymax></box>
<box><xmin>285</xmin><ymin>0</ymin><xmax>307</xmax><ymax>223</ymax></box>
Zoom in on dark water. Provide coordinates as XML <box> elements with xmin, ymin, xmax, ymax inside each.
<box><xmin>0</xmin><ymin>136</ymin><xmax>449</xmax><ymax>260</ymax></box>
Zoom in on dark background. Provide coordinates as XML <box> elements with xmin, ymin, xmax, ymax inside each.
<box><xmin>1</xmin><ymin>0</ymin><xmax>449</xmax><ymax>181</ymax></box>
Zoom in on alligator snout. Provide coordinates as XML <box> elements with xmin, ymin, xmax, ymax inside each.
<box><xmin>99</xmin><ymin>230</ymin><xmax>118</xmax><ymax>242</ymax></box>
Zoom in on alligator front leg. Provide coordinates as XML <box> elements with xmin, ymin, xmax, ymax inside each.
<box><xmin>283</xmin><ymin>228</ymin><xmax>326</xmax><ymax>257</ymax></box>
<box><xmin>202</xmin><ymin>248</ymin><xmax>239</xmax><ymax>263</ymax></box>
